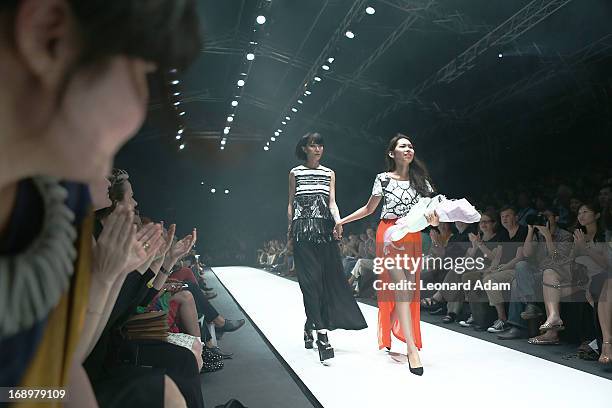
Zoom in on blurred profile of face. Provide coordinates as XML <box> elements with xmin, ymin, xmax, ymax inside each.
<box><xmin>89</xmin><ymin>177</ymin><xmax>112</xmax><ymax>210</ymax></box>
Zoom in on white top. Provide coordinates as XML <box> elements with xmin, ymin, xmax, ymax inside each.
<box><xmin>371</xmin><ymin>172</ymin><xmax>433</xmax><ymax>219</ymax></box>
<box><xmin>291</xmin><ymin>165</ymin><xmax>332</xmax><ymax>198</ymax></box>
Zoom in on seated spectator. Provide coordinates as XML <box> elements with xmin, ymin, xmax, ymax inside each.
<box><xmin>420</xmin><ymin>222</ymin><xmax>453</xmax><ymax>290</ymax></box>
<box><xmin>420</xmin><ymin>221</ymin><xmax>474</xmax><ymax>320</ymax></box>
<box><xmin>529</xmin><ymin>203</ymin><xmax>607</xmax><ymax>345</ymax></box>
<box><xmin>498</xmin><ymin>207</ymin><xmax>573</xmax><ymax>340</ymax></box>
<box><xmin>458</xmin><ymin>210</ymin><xmax>503</xmax><ymax>328</ymax></box>
<box><xmin>348</xmin><ymin>228</ymin><xmax>376</xmax><ymax>296</ymax></box>
<box><xmin>0</xmin><ymin>1</ymin><xmax>199</xmax><ymax>406</ymax></box>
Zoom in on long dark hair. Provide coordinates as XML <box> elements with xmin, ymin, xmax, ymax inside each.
<box><xmin>384</xmin><ymin>133</ymin><xmax>435</xmax><ymax>197</ymax></box>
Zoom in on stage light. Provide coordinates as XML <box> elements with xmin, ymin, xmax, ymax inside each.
<box><xmin>173</xmin><ymin>101</ymin><xmax>180</xmax><ymax>106</ymax></box>
<box><xmin>328</xmin><ymin>57</ymin><xmax>335</xmax><ymax>63</ymax></box>
<box><xmin>227</xmin><ymin>116</ymin><xmax>234</xmax><ymax>122</ymax></box>
<box><xmin>305</xmin><ymin>90</ymin><xmax>312</xmax><ymax>95</ymax></box>
<box><xmin>366</xmin><ymin>6</ymin><xmax>375</xmax><ymax>15</ymax></box>
<box><xmin>171</xmin><ymin>80</ymin><xmax>179</xmax><ymax>85</ymax></box>
<box><xmin>169</xmin><ymin>68</ymin><xmax>177</xmax><ymax>74</ymax></box>
<box><xmin>201</xmin><ymin>181</ymin><xmax>204</xmax><ymax>185</ymax></box>
<box><xmin>224</xmin><ymin>189</ymin><xmax>229</xmax><ymax>194</ymax></box>
<box><xmin>249</xmin><ymin>41</ymin><xmax>258</xmax><ymax>45</ymax></box>
<box><xmin>173</xmin><ymin>92</ymin><xmax>181</xmax><ymax>96</ymax></box>
<box><xmin>322</xmin><ymin>65</ymin><xmax>330</xmax><ymax>71</ymax></box>
<box><xmin>221</xmin><ymin>139</ymin><xmax>226</xmax><ymax>145</ymax></box>
<box><xmin>231</xmin><ymin>100</ymin><xmax>238</xmax><ymax>107</ymax></box>
<box><xmin>498</xmin><ymin>53</ymin><xmax>503</xmax><ymax>58</ymax></box>
<box><xmin>223</xmin><ymin>127</ymin><xmax>230</xmax><ymax>134</ymax></box>
<box><xmin>271</xmin><ymin>137</ymin><xmax>276</xmax><ymax>141</ymax></box>
<box><xmin>237</xmin><ymin>79</ymin><xmax>245</xmax><ymax>86</ymax></box>
<box><xmin>297</xmin><ymin>99</ymin><xmax>303</xmax><ymax>104</ymax></box>
<box><xmin>220</xmin><ymin>146</ymin><xmax>225</xmax><ymax>150</ymax></box>
<box><xmin>277</xmin><ymin>129</ymin><xmax>283</xmax><ymax>133</ymax></box>
<box><xmin>291</xmin><ymin>107</ymin><xmax>298</xmax><ymax>112</ymax></box>
<box><xmin>256</xmin><ymin>15</ymin><xmax>266</xmax><ymax>24</ymax></box>
<box><xmin>175</xmin><ymin>135</ymin><xmax>181</xmax><ymax>140</ymax></box>
<box><xmin>179</xmin><ymin>111</ymin><xmax>186</xmax><ymax>116</ymax></box>
<box><xmin>263</xmin><ymin>146</ymin><xmax>269</xmax><ymax>151</ymax></box>
<box><xmin>314</xmin><ymin>76</ymin><xmax>321</xmax><ymax>82</ymax></box>
<box><xmin>211</xmin><ymin>188</ymin><xmax>216</xmax><ymax>193</ymax></box>
<box><xmin>274</xmin><ymin>131</ymin><xmax>280</xmax><ymax>136</ymax></box>
<box><xmin>285</xmin><ymin>116</ymin><xmax>291</xmax><ymax>121</ymax></box>
<box><xmin>178</xmin><ymin>128</ymin><xmax>184</xmax><ymax>135</ymax></box>
<box><xmin>246</xmin><ymin>53</ymin><xmax>255</xmax><ymax>61</ymax></box>
<box><xmin>179</xmin><ymin>143</ymin><xmax>185</xmax><ymax>150</ymax></box>
<box><xmin>345</xmin><ymin>30</ymin><xmax>355</xmax><ymax>39</ymax></box>
<box><xmin>281</xmin><ymin>121</ymin><xmax>287</xmax><ymax>125</ymax></box>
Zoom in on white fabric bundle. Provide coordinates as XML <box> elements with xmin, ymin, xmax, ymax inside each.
<box><xmin>384</xmin><ymin>195</ymin><xmax>481</xmax><ymax>242</ymax></box>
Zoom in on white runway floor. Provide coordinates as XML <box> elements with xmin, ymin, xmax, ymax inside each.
<box><xmin>213</xmin><ymin>266</ymin><xmax>611</xmax><ymax>408</ymax></box>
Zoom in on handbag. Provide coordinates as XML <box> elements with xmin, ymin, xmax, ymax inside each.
<box><xmin>120</xmin><ymin>311</ymin><xmax>169</xmax><ymax>341</ymax></box>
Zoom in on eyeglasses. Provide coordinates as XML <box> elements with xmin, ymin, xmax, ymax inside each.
<box><xmin>480</xmin><ymin>220</ymin><xmax>494</xmax><ymax>224</ymax></box>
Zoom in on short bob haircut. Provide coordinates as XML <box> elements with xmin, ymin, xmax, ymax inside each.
<box><xmin>295</xmin><ymin>132</ymin><xmax>325</xmax><ymax>161</ymax></box>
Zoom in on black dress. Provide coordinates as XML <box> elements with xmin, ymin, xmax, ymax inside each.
<box><xmin>290</xmin><ymin>165</ymin><xmax>367</xmax><ymax>331</ymax></box>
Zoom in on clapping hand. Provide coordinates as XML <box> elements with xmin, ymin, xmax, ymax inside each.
<box><xmin>573</xmin><ymin>229</ymin><xmax>586</xmax><ymax>248</ymax></box>
<box><xmin>468</xmin><ymin>232</ymin><xmax>481</xmax><ymax>247</ymax></box>
<box><xmin>150</xmin><ymin>223</ymin><xmax>176</xmax><ymax>273</ymax></box>
<box><xmin>169</xmin><ymin>228</ymin><xmax>197</xmax><ymax>260</ymax></box>
<box><xmin>425</xmin><ymin>211</ymin><xmax>440</xmax><ymax>227</ymax></box>
<box><xmin>92</xmin><ymin>205</ymin><xmax>135</xmax><ymax>284</ymax></box>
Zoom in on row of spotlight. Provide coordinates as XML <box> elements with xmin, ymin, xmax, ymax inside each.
<box><xmin>201</xmin><ymin>182</ymin><xmax>230</xmax><ymax>194</ymax></box>
<box><xmin>167</xmin><ymin>68</ymin><xmax>188</xmax><ymax>151</ymax></box>
<box><xmin>221</xmin><ymin>1</ymin><xmax>271</xmax><ymax>151</ymax></box>
<box><xmin>262</xmin><ymin>4</ymin><xmax>376</xmax><ymax>151</ymax></box>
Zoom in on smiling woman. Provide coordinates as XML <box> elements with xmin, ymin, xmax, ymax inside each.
<box><xmin>0</xmin><ymin>0</ymin><xmax>200</xmax><ymax>406</ymax></box>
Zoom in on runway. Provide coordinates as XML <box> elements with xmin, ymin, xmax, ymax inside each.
<box><xmin>213</xmin><ymin>266</ymin><xmax>611</xmax><ymax>408</ymax></box>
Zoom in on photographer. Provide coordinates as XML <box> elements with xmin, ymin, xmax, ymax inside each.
<box><xmin>497</xmin><ymin>208</ymin><xmax>573</xmax><ymax>340</ymax></box>
<box><xmin>528</xmin><ymin>203</ymin><xmax>606</xmax><ymax>345</ymax></box>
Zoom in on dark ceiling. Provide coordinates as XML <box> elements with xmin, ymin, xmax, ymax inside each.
<box><xmin>117</xmin><ymin>0</ymin><xmax>612</xmax><ymax>249</ymax></box>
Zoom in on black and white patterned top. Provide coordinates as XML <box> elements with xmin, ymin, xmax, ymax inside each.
<box><xmin>290</xmin><ymin>165</ymin><xmax>334</xmax><ymax>243</ymax></box>
<box><xmin>371</xmin><ymin>172</ymin><xmax>433</xmax><ymax>219</ymax></box>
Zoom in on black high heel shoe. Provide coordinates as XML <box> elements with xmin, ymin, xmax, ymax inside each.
<box><xmin>304</xmin><ymin>330</ymin><xmax>314</xmax><ymax>349</ymax></box>
<box><xmin>408</xmin><ymin>357</ymin><xmax>423</xmax><ymax>376</ymax></box>
<box><xmin>316</xmin><ymin>332</ymin><xmax>334</xmax><ymax>362</ymax></box>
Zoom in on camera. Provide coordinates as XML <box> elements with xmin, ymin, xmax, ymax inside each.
<box><xmin>526</xmin><ymin>213</ymin><xmax>548</xmax><ymax>226</ymax></box>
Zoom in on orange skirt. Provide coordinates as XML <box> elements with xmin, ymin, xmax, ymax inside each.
<box><xmin>376</xmin><ymin>219</ymin><xmax>422</xmax><ymax>350</ymax></box>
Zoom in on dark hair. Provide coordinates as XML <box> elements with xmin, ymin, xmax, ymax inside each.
<box><xmin>95</xmin><ymin>168</ymin><xmax>131</xmax><ymax>220</ymax></box>
<box><xmin>1</xmin><ymin>0</ymin><xmax>201</xmax><ymax>70</ymax></box>
<box><xmin>384</xmin><ymin>133</ymin><xmax>434</xmax><ymax>197</ymax></box>
<box><xmin>480</xmin><ymin>209</ymin><xmax>499</xmax><ymax>233</ymax></box>
<box><xmin>499</xmin><ymin>205</ymin><xmax>517</xmax><ymax>215</ymax></box>
<box><xmin>577</xmin><ymin>202</ymin><xmax>604</xmax><ymax>240</ymax></box>
<box><xmin>295</xmin><ymin>132</ymin><xmax>324</xmax><ymax>161</ymax></box>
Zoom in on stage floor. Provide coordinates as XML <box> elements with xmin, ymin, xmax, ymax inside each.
<box><xmin>213</xmin><ymin>266</ymin><xmax>611</xmax><ymax>408</ymax></box>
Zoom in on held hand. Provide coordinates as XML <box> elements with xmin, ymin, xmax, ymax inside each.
<box><xmin>92</xmin><ymin>205</ymin><xmax>135</xmax><ymax>284</ymax></box>
<box><xmin>425</xmin><ymin>211</ymin><xmax>440</xmax><ymax>227</ymax></box>
<box><xmin>333</xmin><ymin>223</ymin><xmax>343</xmax><ymax>240</ymax></box>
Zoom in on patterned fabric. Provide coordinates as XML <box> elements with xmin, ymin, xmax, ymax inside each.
<box><xmin>291</xmin><ymin>165</ymin><xmax>334</xmax><ymax>243</ymax></box>
<box><xmin>371</xmin><ymin>173</ymin><xmax>432</xmax><ymax>220</ymax></box>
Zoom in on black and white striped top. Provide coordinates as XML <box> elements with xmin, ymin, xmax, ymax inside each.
<box><xmin>290</xmin><ymin>165</ymin><xmax>335</xmax><ymax>243</ymax></box>
<box><xmin>292</xmin><ymin>165</ymin><xmax>332</xmax><ymax>198</ymax></box>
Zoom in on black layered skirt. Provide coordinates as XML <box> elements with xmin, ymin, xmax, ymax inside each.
<box><xmin>292</xmin><ymin>218</ymin><xmax>367</xmax><ymax>331</ymax></box>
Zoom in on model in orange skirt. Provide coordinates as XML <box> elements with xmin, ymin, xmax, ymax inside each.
<box><xmin>375</xmin><ymin>219</ymin><xmax>423</xmax><ymax>351</ymax></box>
<box><xmin>336</xmin><ymin>133</ymin><xmax>438</xmax><ymax>376</ymax></box>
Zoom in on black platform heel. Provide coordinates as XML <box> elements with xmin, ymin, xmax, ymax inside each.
<box><xmin>316</xmin><ymin>332</ymin><xmax>334</xmax><ymax>362</ymax></box>
<box><xmin>304</xmin><ymin>330</ymin><xmax>314</xmax><ymax>349</ymax></box>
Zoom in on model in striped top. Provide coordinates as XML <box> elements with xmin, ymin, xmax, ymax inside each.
<box><xmin>287</xmin><ymin>133</ymin><xmax>367</xmax><ymax>363</ymax></box>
